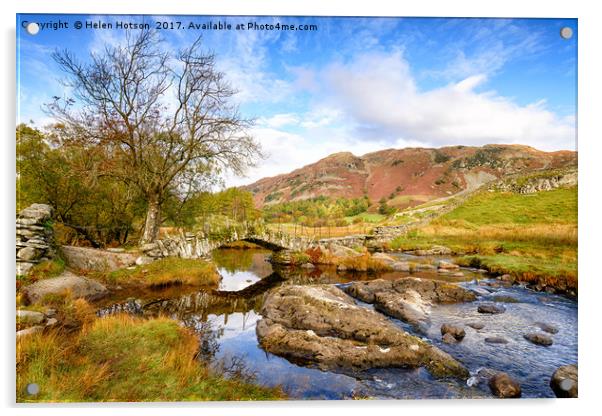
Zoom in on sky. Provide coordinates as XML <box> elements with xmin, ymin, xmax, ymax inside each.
<box><xmin>17</xmin><ymin>14</ymin><xmax>577</xmax><ymax>187</ymax></box>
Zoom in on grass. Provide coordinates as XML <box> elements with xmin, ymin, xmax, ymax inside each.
<box><xmin>96</xmin><ymin>257</ymin><xmax>220</xmax><ymax>288</ymax></box>
<box><xmin>17</xmin><ymin>258</ymin><xmax>65</xmax><ymax>289</ymax></box>
<box><xmin>17</xmin><ymin>314</ymin><xmax>284</xmax><ymax>402</ymax></box>
<box><xmin>390</xmin><ymin>187</ymin><xmax>577</xmax><ymax>292</ymax></box>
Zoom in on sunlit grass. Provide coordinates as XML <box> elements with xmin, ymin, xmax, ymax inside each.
<box><xmin>17</xmin><ymin>314</ymin><xmax>284</xmax><ymax>402</ymax></box>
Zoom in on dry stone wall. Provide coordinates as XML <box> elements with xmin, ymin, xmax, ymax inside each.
<box><xmin>16</xmin><ymin>204</ymin><xmax>55</xmax><ymax>275</ymax></box>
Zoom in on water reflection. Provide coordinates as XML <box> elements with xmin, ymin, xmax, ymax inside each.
<box><xmin>95</xmin><ymin>248</ymin><xmax>578</xmax><ymax>400</ymax></box>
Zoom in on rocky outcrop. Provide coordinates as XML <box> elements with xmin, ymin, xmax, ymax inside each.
<box><xmin>16</xmin><ymin>204</ymin><xmax>55</xmax><ymax>275</ymax></box>
<box><xmin>493</xmin><ymin>168</ymin><xmax>577</xmax><ymax>194</ymax></box>
<box><xmin>550</xmin><ymin>364</ymin><xmax>578</xmax><ymax>398</ymax></box>
<box><xmin>256</xmin><ymin>285</ymin><xmax>469</xmax><ymax>379</ymax></box>
<box><xmin>344</xmin><ymin>277</ymin><xmax>475</xmax><ymax>332</ymax></box>
<box><xmin>60</xmin><ymin>246</ymin><xmax>137</xmax><ymax>272</ymax></box>
<box><xmin>489</xmin><ymin>372</ymin><xmax>522</xmax><ymax>398</ymax></box>
<box><xmin>22</xmin><ymin>271</ymin><xmax>108</xmax><ymax>304</ymax></box>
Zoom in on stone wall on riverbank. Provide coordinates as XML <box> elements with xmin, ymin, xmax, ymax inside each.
<box><xmin>16</xmin><ymin>204</ymin><xmax>55</xmax><ymax>275</ymax></box>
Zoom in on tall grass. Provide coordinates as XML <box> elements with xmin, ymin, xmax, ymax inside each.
<box><xmin>17</xmin><ymin>314</ymin><xmax>284</xmax><ymax>402</ymax></box>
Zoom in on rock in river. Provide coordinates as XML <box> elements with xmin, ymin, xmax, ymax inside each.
<box><xmin>523</xmin><ymin>332</ymin><xmax>553</xmax><ymax>346</ymax></box>
<box><xmin>344</xmin><ymin>278</ymin><xmax>476</xmax><ymax>331</ymax></box>
<box><xmin>534</xmin><ymin>321</ymin><xmax>559</xmax><ymax>334</ymax></box>
<box><xmin>478</xmin><ymin>303</ymin><xmax>506</xmax><ymax>314</ymax></box>
<box><xmin>441</xmin><ymin>324</ymin><xmax>466</xmax><ymax>341</ymax></box>
<box><xmin>484</xmin><ymin>336</ymin><xmax>509</xmax><ymax>344</ymax></box>
<box><xmin>256</xmin><ymin>285</ymin><xmax>469</xmax><ymax>379</ymax></box>
<box><xmin>489</xmin><ymin>372</ymin><xmax>522</xmax><ymax>398</ymax></box>
<box><xmin>550</xmin><ymin>364</ymin><xmax>578</xmax><ymax>398</ymax></box>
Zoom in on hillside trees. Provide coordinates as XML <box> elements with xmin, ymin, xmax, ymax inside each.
<box><xmin>45</xmin><ymin>29</ymin><xmax>262</xmax><ymax>244</ymax></box>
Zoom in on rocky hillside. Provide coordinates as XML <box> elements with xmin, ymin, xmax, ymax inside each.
<box><xmin>244</xmin><ymin>145</ymin><xmax>576</xmax><ymax>209</ymax></box>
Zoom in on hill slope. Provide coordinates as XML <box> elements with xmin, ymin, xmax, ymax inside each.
<box><xmin>244</xmin><ymin>144</ymin><xmax>576</xmax><ymax>208</ymax></box>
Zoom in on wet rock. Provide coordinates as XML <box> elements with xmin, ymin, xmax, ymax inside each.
<box><xmin>437</xmin><ymin>268</ymin><xmax>450</xmax><ymax>274</ymax></box>
<box><xmin>550</xmin><ymin>364</ymin><xmax>578</xmax><ymax>398</ymax></box>
<box><xmin>438</xmin><ymin>260</ymin><xmax>459</xmax><ymax>270</ymax></box>
<box><xmin>17</xmin><ymin>310</ymin><xmax>45</xmax><ymax>325</ymax></box>
<box><xmin>489</xmin><ymin>372</ymin><xmax>522</xmax><ymax>398</ymax></box>
<box><xmin>534</xmin><ymin>322</ymin><xmax>559</xmax><ymax>334</ymax></box>
<box><xmin>16</xmin><ymin>325</ymin><xmax>44</xmax><ymax>339</ymax></box>
<box><xmin>441</xmin><ymin>324</ymin><xmax>466</xmax><ymax>341</ymax></box>
<box><xmin>524</xmin><ymin>332</ymin><xmax>553</xmax><ymax>346</ymax></box>
<box><xmin>478</xmin><ymin>303</ymin><xmax>506</xmax><ymax>314</ymax></box>
<box><xmin>23</xmin><ymin>271</ymin><xmax>109</xmax><ymax>304</ymax></box>
<box><xmin>442</xmin><ymin>333</ymin><xmax>458</xmax><ymax>344</ymax></box>
<box><xmin>257</xmin><ymin>285</ymin><xmax>469</xmax><ymax>379</ymax></box>
<box><xmin>414</xmin><ymin>263</ymin><xmax>436</xmax><ymax>270</ymax></box>
<box><xmin>345</xmin><ymin>278</ymin><xmax>475</xmax><ymax>331</ymax></box>
<box><xmin>498</xmin><ymin>274</ymin><xmax>514</xmax><ymax>282</ymax></box>
<box><xmin>372</xmin><ymin>252</ymin><xmax>397</xmax><ymax>264</ymax></box>
<box><xmin>484</xmin><ymin>336</ymin><xmax>509</xmax><ymax>344</ymax></box>
<box><xmin>467</xmin><ymin>322</ymin><xmax>485</xmax><ymax>330</ymax></box>
<box><xmin>471</xmin><ymin>287</ymin><xmax>492</xmax><ymax>297</ymax></box>
<box><xmin>490</xmin><ymin>295</ymin><xmax>520</xmax><ymax>303</ymax></box>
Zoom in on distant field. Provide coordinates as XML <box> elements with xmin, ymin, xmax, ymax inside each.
<box><xmin>391</xmin><ymin>186</ymin><xmax>578</xmax><ymax>291</ymax></box>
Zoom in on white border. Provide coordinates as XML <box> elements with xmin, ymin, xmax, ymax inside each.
<box><xmin>3</xmin><ymin>1</ymin><xmax>601</xmax><ymax>415</ymax></box>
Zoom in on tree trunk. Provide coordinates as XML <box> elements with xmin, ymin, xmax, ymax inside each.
<box><xmin>140</xmin><ymin>197</ymin><xmax>161</xmax><ymax>244</ymax></box>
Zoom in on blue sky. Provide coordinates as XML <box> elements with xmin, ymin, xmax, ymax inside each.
<box><xmin>17</xmin><ymin>14</ymin><xmax>577</xmax><ymax>186</ymax></box>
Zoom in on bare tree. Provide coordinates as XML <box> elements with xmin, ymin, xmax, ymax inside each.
<box><xmin>46</xmin><ymin>30</ymin><xmax>262</xmax><ymax>244</ymax></box>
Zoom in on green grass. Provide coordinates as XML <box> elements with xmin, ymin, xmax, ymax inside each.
<box><xmin>17</xmin><ymin>258</ymin><xmax>65</xmax><ymax>289</ymax></box>
<box><xmin>98</xmin><ymin>257</ymin><xmax>220</xmax><ymax>288</ymax></box>
<box><xmin>17</xmin><ymin>315</ymin><xmax>284</xmax><ymax>402</ymax></box>
<box><xmin>347</xmin><ymin>212</ymin><xmax>386</xmax><ymax>223</ymax></box>
<box><xmin>390</xmin><ymin>187</ymin><xmax>577</xmax><ymax>292</ymax></box>
<box><xmin>442</xmin><ymin>187</ymin><xmax>576</xmax><ymax>225</ymax></box>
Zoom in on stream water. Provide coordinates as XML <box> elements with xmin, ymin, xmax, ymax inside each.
<box><xmin>96</xmin><ymin>248</ymin><xmax>577</xmax><ymax>400</ymax></box>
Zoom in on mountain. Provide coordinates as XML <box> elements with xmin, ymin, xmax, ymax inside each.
<box><xmin>243</xmin><ymin>144</ymin><xmax>577</xmax><ymax>209</ymax></box>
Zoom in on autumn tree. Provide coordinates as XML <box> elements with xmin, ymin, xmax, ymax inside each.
<box><xmin>46</xmin><ymin>30</ymin><xmax>262</xmax><ymax>244</ymax></box>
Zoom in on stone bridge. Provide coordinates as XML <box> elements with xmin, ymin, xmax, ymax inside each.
<box><xmin>140</xmin><ymin>223</ymin><xmax>371</xmax><ymax>260</ymax></box>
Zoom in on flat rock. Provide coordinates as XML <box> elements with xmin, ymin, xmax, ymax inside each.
<box><xmin>438</xmin><ymin>260</ymin><xmax>460</xmax><ymax>270</ymax></box>
<box><xmin>478</xmin><ymin>303</ymin><xmax>506</xmax><ymax>314</ymax></box>
<box><xmin>60</xmin><ymin>245</ymin><xmax>137</xmax><ymax>272</ymax></box>
<box><xmin>257</xmin><ymin>285</ymin><xmax>469</xmax><ymax>379</ymax></box>
<box><xmin>550</xmin><ymin>364</ymin><xmax>578</xmax><ymax>398</ymax></box>
<box><xmin>524</xmin><ymin>332</ymin><xmax>553</xmax><ymax>346</ymax></box>
<box><xmin>23</xmin><ymin>272</ymin><xmax>109</xmax><ymax>304</ymax></box>
<box><xmin>18</xmin><ymin>204</ymin><xmax>53</xmax><ymax>223</ymax></box>
<box><xmin>490</xmin><ymin>295</ymin><xmax>520</xmax><ymax>303</ymax></box>
<box><xmin>391</xmin><ymin>261</ymin><xmax>410</xmax><ymax>272</ymax></box>
<box><xmin>489</xmin><ymin>372</ymin><xmax>522</xmax><ymax>398</ymax></box>
<box><xmin>467</xmin><ymin>322</ymin><xmax>485</xmax><ymax>330</ymax></box>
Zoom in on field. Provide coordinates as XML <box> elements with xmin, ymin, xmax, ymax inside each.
<box><xmin>390</xmin><ymin>187</ymin><xmax>578</xmax><ymax>291</ymax></box>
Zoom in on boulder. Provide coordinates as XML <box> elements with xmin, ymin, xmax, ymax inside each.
<box><xmin>16</xmin><ymin>310</ymin><xmax>45</xmax><ymax>325</ymax></box>
<box><xmin>442</xmin><ymin>333</ymin><xmax>458</xmax><ymax>344</ymax></box>
<box><xmin>328</xmin><ymin>244</ymin><xmax>363</xmax><ymax>258</ymax></box>
<box><xmin>60</xmin><ymin>245</ymin><xmax>137</xmax><ymax>272</ymax></box>
<box><xmin>478</xmin><ymin>304</ymin><xmax>506</xmax><ymax>314</ymax></box>
<box><xmin>523</xmin><ymin>332</ymin><xmax>553</xmax><ymax>346</ymax></box>
<box><xmin>23</xmin><ymin>272</ymin><xmax>109</xmax><ymax>304</ymax></box>
<box><xmin>135</xmin><ymin>255</ymin><xmax>154</xmax><ymax>266</ymax></box>
<box><xmin>550</xmin><ymin>364</ymin><xmax>578</xmax><ymax>398</ymax></box>
<box><xmin>491</xmin><ymin>295</ymin><xmax>520</xmax><ymax>303</ymax></box>
<box><xmin>372</xmin><ymin>252</ymin><xmax>397</xmax><ymax>264</ymax></box>
<box><xmin>499</xmin><ymin>274</ymin><xmax>513</xmax><ymax>282</ymax></box>
<box><xmin>256</xmin><ymin>285</ymin><xmax>469</xmax><ymax>379</ymax></box>
<box><xmin>489</xmin><ymin>372</ymin><xmax>522</xmax><ymax>398</ymax></box>
<box><xmin>441</xmin><ymin>324</ymin><xmax>466</xmax><ymax>341</ymax></box>
<box><xmin>534</xmin><ymin>322</ymin><xmax>559</xmax><ymax>334</ymax></box>
<box><xmin>345</xmin><ymin>278</ymin><xmax>475</xmax><ymax>331</ymax></box>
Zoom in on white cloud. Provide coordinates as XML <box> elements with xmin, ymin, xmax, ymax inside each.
<box><xmin>318</xmin><ymin>51</ymin><xmax>575</xmax><ymax>151</ymax></box>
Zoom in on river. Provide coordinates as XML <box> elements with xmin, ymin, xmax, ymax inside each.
<box><xmin>96</xmin><ymin>248</ymin><xmax>577</xmax><ymax>400</ymax></box>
